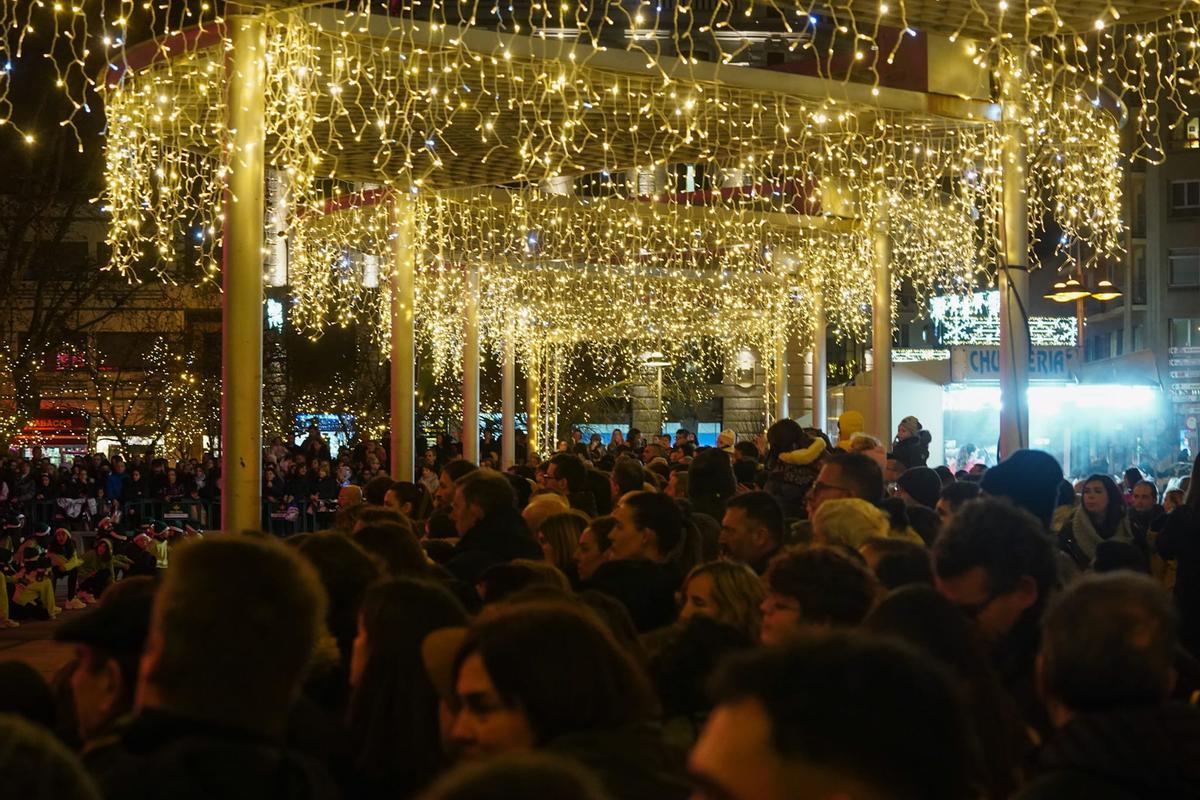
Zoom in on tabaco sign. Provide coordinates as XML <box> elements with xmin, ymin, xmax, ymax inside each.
<box><xmin>950</xmin><ymin>346</ymin><xmax>1077</xmax><ymax>383</ymax></box>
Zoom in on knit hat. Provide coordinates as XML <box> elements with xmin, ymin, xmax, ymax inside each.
<box><xmin>898</xmin><ymin>416</ymin><xmax>922</xmax><ymax>438</ymax></box>
<box><xmin>716</xmin><ymin>429</ymin><xmax>736</xmax><ymax>449</ymax></box>
<box><xmin>811</xmin><ymin>498</ymin><xmax>890</xmax><ymax>549</ymax></box>
<box><xmin>979</xmin><ymin>449</ymin><xmax>1064</xmax><ymax>528</ymax></box>
<box><xmin>896</xmin><ymin>467</ymin><xmax>942</xmax><ymax>510</ymax></box>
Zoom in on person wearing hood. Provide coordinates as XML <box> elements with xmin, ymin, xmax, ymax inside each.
<box><xmin>446</xmin><ymin>469</ymin><xmax>542</xmax><ymax>586</ymax></box>
<box><xmin>833</xmin><ymin>410</ymin><xmax>864</xmax><ymax>451</ymax></box>
<box><xmin>890</xmin><ymin>415</ymin><xmax>931</xmax><ymax>469</ymax></box>
<box><xmin>762</xmin><ymin>419</ymin><xmax>826</xmax><ymax>520</ymax></box>
<box><xmin>1059</xmin><ymin>474</ymin><xmax>1136</xmax><ymax>570</ymax></box>
<box><xmin>1016</xmin><ymin>572</ymin><xmax>1200</xmax><ymax>799</ymax></box>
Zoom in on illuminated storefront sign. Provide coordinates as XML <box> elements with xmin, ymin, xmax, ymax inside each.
<box><xmin>950</xmin><ymin>346</ymin><xmax>1077</xmax><ymax>383</ymax></box>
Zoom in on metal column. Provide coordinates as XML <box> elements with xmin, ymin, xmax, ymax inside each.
<box><xmin>220</xmin><ymin>12</ymin><xmax>266</xmax><ymax>533</ymax></box>
<box><xmin>872</xmin><ymin>206</ymin><xmax>893</xmax><ymax>444</ymax></box>
<box><xmin>501</xmin><ymin>337</ymin><xmax>516</xmax><ymax>470</ymax></box>
<box><xmin>389</xmin><ymin>194</ymin><xmax>416</xmax><ymax>481</ymax></box>
<box><xmin>527</xmin><ymin>348</ymin><xmax>540</xmax><ymax>462</ymax></box>
<box><xmin>811</xmin><ymin>296</ymin><xmax>828</xmax><ymax>432</ymax></box>
<box><xmin>462</xmin><ymin>268</ymin><xmax>481</xmax><ymax>463</ymax></box>
<box><xmin>999</xmin><ymin>54</ymin><xmax>1031</xmax><ymax>458</ymax></box>
<box><xmin>774</xmin><ymin>342</ymin><xmax>789</xmax><ymax>423</ymax></box>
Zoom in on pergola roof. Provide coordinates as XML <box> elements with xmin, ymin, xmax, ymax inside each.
<box><xmin>825</xmin><ymin>0</ymin><xmax>1181</xmax><ymax>38</ymax></box>
<box><xmin>112</xmin><ymin>6</ymin><xmax>999</xmax><ymax>191</ymax></box>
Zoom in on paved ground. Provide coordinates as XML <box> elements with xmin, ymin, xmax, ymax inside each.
<box><xmin>0</xmin><ymin>593</ymin><xmax>82</xmax><ymax>681</ymax></box>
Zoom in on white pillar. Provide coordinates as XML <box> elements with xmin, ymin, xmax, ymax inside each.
<box><xmin>502</xmin><ymin>336</ymin><xmax>516</xmax><ymax>469</ymax></box>
<box><xmin>389</xmin><ymin>194</ymin><xmax>416</xmax><ymax>481</ymax></box>
<box><xmin>527</xmin><ymin>347</ymin><xmax>541</xmax><ymax>462</ymax></box>
<box><xmin>811</xmin><ymin>295</ymin><xmax>828</xmax><ymax>432</ymax></box>
<box><xmin>873</xmin><ymin>204</ymin><xmax>893</xmax><ymax>444</ymax></box>
<box><xmin>221</xmin><ymin>12</ymin><xmax>266</xmax><ymax>533</ymax></box>
<box><xmin>774</xmin><ymin>341</ymin><xmax>789</xmax><ymax>423</ymax></box>
<box><xmin>999</xmin><ymin>54</ymin><xmax>1031</xmax><ymax>459</ymax></box>
<box><xmin>462</xmin><ymin>267</ymin><xmax>481</xmax><ymax>463</ymax></box>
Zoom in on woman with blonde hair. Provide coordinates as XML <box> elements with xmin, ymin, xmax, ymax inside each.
<box><xmin>536</xmin><ymin>510</ymin><xmax>590</xmax><ymax>583</ymax></box>
<box><xmin>678</xmin><ymin>560</ymin><xmax>766</xmax><ymax>642</ymax></box>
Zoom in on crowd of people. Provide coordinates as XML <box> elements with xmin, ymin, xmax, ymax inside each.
<box><xmin>1</xmin><ymin>410</ymin><xmax>1200</xmax><ymax>800</ymax></box>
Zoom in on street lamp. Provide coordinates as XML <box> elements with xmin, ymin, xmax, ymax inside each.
<box><xmin>640</xmin><ymin>351</ymin><xmax>672</xmax><ymax>433</ymax></box>
<box><xmin>1044</xmin><ymin>273</ymin><xmax>1123</xmax><ymax>355</ymax></box>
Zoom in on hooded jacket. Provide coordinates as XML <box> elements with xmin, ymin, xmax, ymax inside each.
<box><xmin>1016</xmin><ymin>704</ymin><xmax>1200</xmax><ymax>800</ymax></box>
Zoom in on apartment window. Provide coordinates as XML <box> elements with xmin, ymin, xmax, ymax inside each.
<box><xmin>1170</xmin><ymin>318</ymin><xmax>1200</xmax><ymax>348</ymax></box>
<box><xmin>1171</xmin><ymin>180</ymin><xmax>1200</xmax><ymax>212</ymax></box>
<box><xmin>1131</xmin><ymin>179</ymin><xmax>1147</xmax><ymax>237</ymax></box>
<box><xmin>1133</xmin><ymin>324</ymin><xmax>1144</xmax><ymax>352</ymax></box>
<box><xmin>1132</xmin><ymin>245</ymin><xmax>1147</xmax><ymax>304</ymax></box>
<box><xmin>1170</xmin><ymin>248</ymin><xmax>1200</xmax><ymax>287</ymax></box>
<box><xmin>1188</xmin><ymin>117</ymin><xmax>1200</xmax><ymax>149</ymax></box>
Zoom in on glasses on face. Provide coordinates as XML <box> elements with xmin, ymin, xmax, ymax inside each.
<box><xmin>811</xmin><ymin>480</ymin><xmax>852</xmax><ymax>495</ymax></box>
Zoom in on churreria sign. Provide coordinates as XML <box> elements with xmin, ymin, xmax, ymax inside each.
<box><xmin>950</xmin><ymin>346</ymin><xmax>1077</xmax><ymax>383</ymax></box>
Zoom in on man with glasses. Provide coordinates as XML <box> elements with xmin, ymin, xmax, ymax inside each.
<box><xmin>933</xmin><ymin>497</ymin><xmax>1057</xmax><ymax>732</ymax></box>
<box><xmin>792</xmin><ymin>452</ymin><xmax>885</xmax><ymax>542</ymax></box>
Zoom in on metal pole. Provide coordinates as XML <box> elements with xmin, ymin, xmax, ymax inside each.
<box><xmin>999</xmin><ymin>53</ymin><xmax>1031</xmax><ymax>459</ymax></box>
<box><xmin>502</xmin><ymin>336</ymin><xmax>516</xmax><ymax>469</ymax></box>
<box><xmin>527</xmin><ymin>347</ymin><xmax>540</xmax><ymax>462</ymax></box>
<box><xmin>774</xmin><ymin>341</ymin><xmax>789</xmax><ymax>422</ymax></box>
<box><xmin>811</xmin><ymin>295</ymin><xmax>828</xmax><ymax>432</ymax></box>
<box><xmin>221</xmin><ymin>12</ymin><xmax>266</xmax><ymax>533</ymax></box>
<box><xmin>462</xmin><ymin>268</ymin><xmax>481</xmax><ymax>463</ymax></box>
<box><xmin>656</xmin><ymin>366</ymin><xmax>664</xmax><ymax>434</ymax></box>
<box><xmin>872</xmin><ymin>202</ymin><xmax>893</xmax><ymax>444</ymax></box>
<box><xmin>389</xmin><ymin>194</ymin><xmax>416</xmax><ymax>481</ymax></box>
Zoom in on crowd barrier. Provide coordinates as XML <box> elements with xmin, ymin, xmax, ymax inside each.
<box><xmin>4</xmin><ymin>497</ymin><xmax>337</xmax><ymax>536</ymax></box>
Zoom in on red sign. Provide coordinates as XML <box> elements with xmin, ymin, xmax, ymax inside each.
<box><xmin>13</xmin><ymin>408</ymin><xmax>90</xmax><ymax>446</ymax></box>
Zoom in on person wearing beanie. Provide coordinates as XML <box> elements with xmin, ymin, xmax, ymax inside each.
<box><xmin>715</xmin><ymin>429</ymin><xmax>736</xmax><ymax>452</ymax></box>
<box><xmin>979</xmin><ymin>450</ymin><xmax>1064</xmax><ymax>529</ymax></box>
<box><xmin>834</xmin><ymin>410</ymin><xmax>865</xmax><ymax>451</ymax></box>
<box><xmin>891</xmin><ymin>416</ymin><xmax>931</xmax><ymax>469</ymax></box>
<box><xmin>895</xmin><ymin>467</ymin><xmax>942</xmax><ymax>511</ymax></box>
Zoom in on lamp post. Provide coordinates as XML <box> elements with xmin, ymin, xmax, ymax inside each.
<box><xmin>641</xmin><ymin>351</ymin><xmax>672</xmax><ymax>434</ymax></box>
<box><xmin>1043</xmin><ymin>272</ymin><xmax>1123</xmax><ymax>357</ymax></box>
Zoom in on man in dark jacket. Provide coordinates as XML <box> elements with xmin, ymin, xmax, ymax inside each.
<box><xmin>933</xmin><ymin>498</ymin><xmax>1058</xmax><ymax>735</ymax></box>
<box><xmin>1017</xmin><ymin>572</ymin><xmax>1200</xmax><ymax>799</ymax></box>
<box><xmin>446</xmin><ymin>469</ymin><xmax>542</xmax><ymax>584</ymax></box>
<box><xmin>544</xmin><ymin>454</ymin><xmax>598</xmax><ymax>517</ymax></box>
<box><xmin>93</xmin><ymin>536</ymin><xmax>339</xmax><ymax>800</ymax></box>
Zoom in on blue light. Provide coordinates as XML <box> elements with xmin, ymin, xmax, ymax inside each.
<box><xmin>425</xmin><ymin>138</ymin><xmax>437</xmax><ymax>149</ymax></box>
<box><xmin>808</xmin><ymin>14</ymin><xmax>819</xmax><ymax>25</ymax></box>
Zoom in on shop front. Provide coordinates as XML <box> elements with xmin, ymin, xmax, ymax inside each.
<box><xmin>11</xmin><ymin>408</ymin><xmax>91</xmax><ymax>464</ymax></box>
<box><xmin>938</xmin><ymin>345</ymin><xmax>1168</xmax><ymax>478</ymax></box>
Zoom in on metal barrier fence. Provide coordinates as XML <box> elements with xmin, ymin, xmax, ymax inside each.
<box><xmin>5</xmin><ymin>498</ymin><xmax>337</xmax><ymax>536</ymax></box>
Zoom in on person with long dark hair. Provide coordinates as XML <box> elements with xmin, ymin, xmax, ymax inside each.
<box><xmin>346</xmin><ymin>578</ymin><xmax>468</xmax><ymax>797</ymax></box>
<box><xmin>1058</xmin><ymin>474</ymin><xmax>1134</xmax><ymax>569</ymax></box>
<box><xmin>1157</xmin><ymin>453</ymin><xmax>1200</xmax><ymax>656</ymax></box>
<box><xmin>447</xmin><ymin>604</ymin><xmax>688</xmax><ymax>799</ymax></box>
